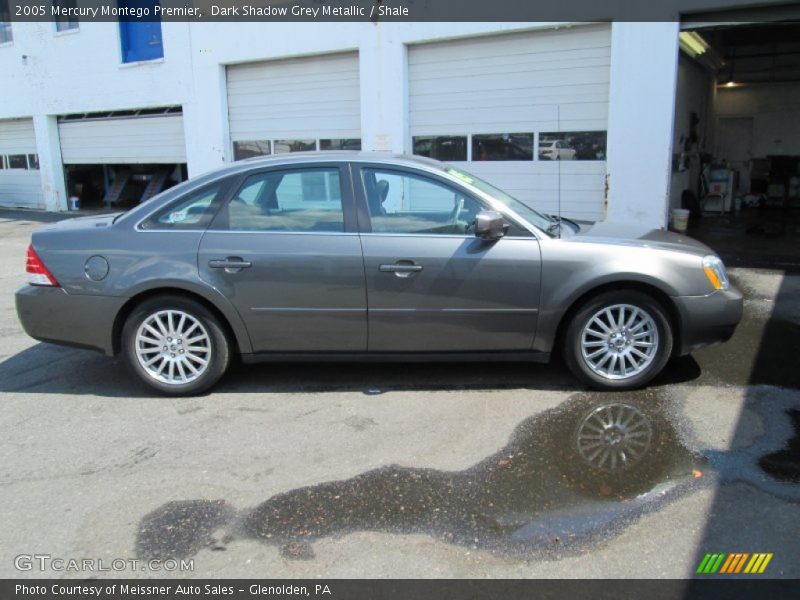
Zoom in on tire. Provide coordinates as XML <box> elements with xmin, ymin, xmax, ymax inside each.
<box><xmin>122</xmin><ymin>295</ymin><xmax>231</xmax><ymax>396</ymax></box>
<box><xmin>562</xmin><ymin>290</ymin><xmax>673</xmax><ymax>390</ymax></box>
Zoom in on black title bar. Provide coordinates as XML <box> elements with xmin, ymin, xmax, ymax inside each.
<box><xmin>6</xmin><ymin>0</ymin><xmax>800</xmax><ymax>22</ymax></box>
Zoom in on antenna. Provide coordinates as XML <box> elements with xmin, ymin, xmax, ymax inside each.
<box><xmin>557</xmin><ymin>104</ymin><xmax>562</xmax><ymax>239</ymax></box>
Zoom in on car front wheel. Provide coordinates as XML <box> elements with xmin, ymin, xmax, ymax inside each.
<box><xmin>122</xmin><ymin>295</ymin><xmax>231</xmax><ymax>396</ymax></box>
<box><xmin>563</xmin><ymin>290</ymin><xmax>673</xmax><ymax>390</ymax></box>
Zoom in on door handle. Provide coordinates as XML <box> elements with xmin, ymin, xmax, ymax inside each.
<box><xmin>379</xmin><ymin>261</ymin><xmax>423</xmax><ymax>278</ymax></box>
<box><xmin>208</xmin><ymin>257</ymin><xmax>252</xmax><ymax>272</ymax></box>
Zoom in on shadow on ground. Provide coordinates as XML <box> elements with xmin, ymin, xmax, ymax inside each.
<box><xmin>685</xmin><ymin>266</ymin><xmax>800</xmax><ymax>583</ymax></box>
<box><xmin>0</xmin><ymin>341</ymin><xmax>701</xmax><ymax>398</ymax></box>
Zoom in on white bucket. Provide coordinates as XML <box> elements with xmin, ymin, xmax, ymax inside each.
<box><xmin>68</xmin><ymin>196</ymin><xmax>80</xmax><ymax>211</ymax></box>
<box><xmin>671</xmin><ymin>208</ymin><xmax>690</xmax><ymax>233</ymax></box>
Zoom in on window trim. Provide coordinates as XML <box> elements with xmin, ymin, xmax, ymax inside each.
<box><xmin>209</xmin><ymin>163</ymin><xmax>359</xmax><ymax>234</ymax></box>
<box><xmin>350</xmin><ymin>163</ymin><xmax>532</xmax><ymax>238</ymax></box>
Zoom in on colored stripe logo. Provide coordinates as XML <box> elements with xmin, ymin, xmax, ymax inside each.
<box><xmin>696</xmin><ymin>552</ymin><xmax>773</xmax><ymax>574</ymax></box>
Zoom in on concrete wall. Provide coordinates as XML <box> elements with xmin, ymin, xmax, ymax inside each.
<box><xmin>715</xmin><ymin>82</ymin><xmax>800</xmax><ymax>157</ymax></box>
<box><xmin>605</xmin><ymin>21</ymin><xmax>680</xmax><ymax>229</ymax></box>
<box><xmin>670</xmin><ymin>54</ymin><xmax>713</xmax><ymax>211</ymax></box>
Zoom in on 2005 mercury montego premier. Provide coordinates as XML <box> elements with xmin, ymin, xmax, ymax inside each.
<box><xmin>16</xmin><ymin>153</ymin><xmax>742</xmax><ymax>395</ymax></box>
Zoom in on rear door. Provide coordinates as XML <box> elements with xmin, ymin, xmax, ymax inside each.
<box><xmin>198</xmin><ymin>163</ymin><xmax>366</xmax><ymax>352</ymax></box>
<box><xmin>353</xmin><ymin>164</ymin><xmax>542</xmax><ymax>352</ymax></box>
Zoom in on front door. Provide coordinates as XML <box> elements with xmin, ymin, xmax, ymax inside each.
<box><xmin>354</xmin><ymin>165</ymin><xmax>541</xmax><ymax>352</ymax></box>
<box><xmin>198</xmin><ymin>164</ymin><xmax>366</xmax><ymax>353</ymax></box>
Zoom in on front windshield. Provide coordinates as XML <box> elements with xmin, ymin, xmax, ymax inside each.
<box><xmin>443</xmin><ymin>166</ymin><xmax>554</xmax><ymax>235</ymax></box>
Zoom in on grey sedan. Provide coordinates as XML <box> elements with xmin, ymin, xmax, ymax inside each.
<box><xmin>16</xmin><ymin>153</ymin><xmax>742</xmax><ymax>395</ymax></box>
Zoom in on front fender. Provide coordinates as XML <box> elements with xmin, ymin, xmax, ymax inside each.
<box><xmin>533</xmin><ymin>241</ymin><xmax>707</xmax><ymax>353</ymax></box>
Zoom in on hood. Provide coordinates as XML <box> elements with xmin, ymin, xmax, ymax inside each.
<box><xmin>573</xmin><ymin>221</ymin><xmax>714</xmax><ymax>256</ymax></box>
<box><xmin>38</xmin><ymin>212</ymin><xmax>123</xmax><ymax>232</ymax></box>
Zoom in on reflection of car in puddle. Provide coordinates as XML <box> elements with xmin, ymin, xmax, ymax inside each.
<box><xmin>136</xmin><ymin>393</ymin><xmax>707</xmax><ymax>561</ymax></box>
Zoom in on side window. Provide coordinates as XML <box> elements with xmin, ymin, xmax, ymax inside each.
<box><xmin>224</xmin><ymin>168</ymin><xmax>344</xmax><ymax>232</ymax></box>
<box><xmin>361</xmin><ymin>168</ymin><xmax>483</xmax><ymax>235</ymax></box>
<box><xmin>142</xmin><ymin>184</ymin><xmax>223</xmax><ymax>230</ymax></box>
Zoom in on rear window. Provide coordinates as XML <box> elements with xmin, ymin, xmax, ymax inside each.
<box><xmin>141</xmin><ymin>183</ymin><xmax>225</xmax><ymax>230</ymax></box>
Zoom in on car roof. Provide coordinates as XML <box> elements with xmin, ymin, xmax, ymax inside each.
<box><xmin>234</xmin><ymin>151</ymin><xmax>445</xmax><ymax>171</ymax></box>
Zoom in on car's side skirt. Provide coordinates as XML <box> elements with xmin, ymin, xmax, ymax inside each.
<box><xmin>240</xmin><ymin>351</ymin><xmax>551</xmax><ymax>364</ymax></box>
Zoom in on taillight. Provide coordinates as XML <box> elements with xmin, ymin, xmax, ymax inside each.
<box><xmin>26</xmin><ymin>244</ymin><xmax>59</xmax><ymax>287</ymax></box>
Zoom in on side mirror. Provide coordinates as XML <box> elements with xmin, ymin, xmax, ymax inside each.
<box><xmin>474</xmin><ymin>210</ymin><xmax>509</xmax><ymax>241</ymax></box>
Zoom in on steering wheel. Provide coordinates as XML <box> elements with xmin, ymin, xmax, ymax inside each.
<box><xmin>449</xmin><ymin>195</ymin><xmax>465</xmax><ymax>225</ymax></box>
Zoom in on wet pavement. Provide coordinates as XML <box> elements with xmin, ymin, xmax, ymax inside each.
<box><xmin>0</xmin><ymin>210</ymin><xmax>798</xmax><ymax>578</ymax></box>
<box><xmin>136</xmin><ymin>392</ymin><xmax>705</xmax><ymax>562</ymax></box>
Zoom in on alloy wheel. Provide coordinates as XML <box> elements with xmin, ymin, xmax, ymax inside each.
<box><xmin>134</xmin><ymin>310</ymin><xmax>212</xmax><ymax>385</ymax></box>
<box><xmin>580</xmin><ymin>303</ymin><xmax>659</xmax><ymax>380</ymax></box>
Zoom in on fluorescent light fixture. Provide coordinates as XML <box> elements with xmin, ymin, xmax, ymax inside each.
<box><xmin>679</xmin><ymin>31</ymin><xmax>710</xmax><ymax>58</ymax></box>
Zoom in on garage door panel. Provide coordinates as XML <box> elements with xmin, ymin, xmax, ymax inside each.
<box><xmin>229</xmin><ymin>99</ymin><xmax>360</xmax><ymax>118</ymax></box>
<box><xmin>229</xmin><ymin>69</ymin><xmax>360</xmax><ymax>91</ymax></box>
<box><xmin>464</xmin><ymin>161</ymin><xmax>606</xmax><ymax>221</ymax></box>
<box><xmin>409</xmin><ymin>24</ymin><xmax>610</xmax><ymax>222</ymax></box>
<box><xmin>411</xmin><ymin>83</ymin><xmax>609</xmax><ymax>107</ymax></box>
<box><xmin>410</xmin><ymin>105</ymin><xmax>609</xmax><ymax>133</ymax></box>
<box><xmin>230</xmin><ymin>115</ymin><xmax>360</xmax><ymax>139</ymax></box>
<box><xmin>227</xmin><ymin>52</ymin><xmax>361</xmax><ymax>144</ymax></box>
<box><xmin>0</xmin><ymin>119</ymin><xmax>37</xmax><ymax>154</ymax></box>
<box><xmin>410</xmin><ymin>26</ymin><xmax>612</xmax><ymax>64</ymax></box>
<box><xmin>411</xmin><ymin>67</ymin><xmax>610</xmax><ymax>98</ymax></box>
<box><xmin>0</xmin><ymin>118</ymin><xmax>43</xmax><ymax>209</ymax></box>
<box><xmin>411</xmin><ymin>54</ymin><xmax>611</xmax><ymax>82</ymax></box>
<box><xmin>59</xmin><ymin>114</ymin><xmax>186</xmax><ymax>164</ymax></box>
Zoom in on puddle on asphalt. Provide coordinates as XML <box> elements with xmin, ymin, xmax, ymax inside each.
<box><xmin>136</xmin><ymin>391</ymin><xmax>710</xmax><ymax>561</ymax></box>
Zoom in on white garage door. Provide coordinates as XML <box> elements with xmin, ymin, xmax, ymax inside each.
<box><xmin>227</xmin><ymin>52</ymin><xmax>361</xmax><ymax>159</ymax></box>
<box><xmin>409</xmin><ymin>24</ymin><xmax>611</xmax><ymax>221</ymax></box>
<box><xmin>58</xmin><ymin>111</ymin><xmax>187</xmax><ymax>164</ymax></box>
<box><xmin>0</xmin><ymin>118</ymin><xmax>44</xmax><ymax>209</ymax></box>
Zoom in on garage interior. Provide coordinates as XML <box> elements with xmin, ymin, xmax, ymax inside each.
<box><xmin>59</xmin><ymin>106</ymin><xmax>187</xmax><ymax>210</ymax></box>
<box><xmin>672</xmin><ymin>20</ymin><xmax>800</xmax><ymax>265</ymax></box>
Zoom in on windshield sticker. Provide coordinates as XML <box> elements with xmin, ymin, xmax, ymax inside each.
<box><xmin>446</xmin><ymin>169</ymin><xmax>475</xmax><ymax>185</ymax></box>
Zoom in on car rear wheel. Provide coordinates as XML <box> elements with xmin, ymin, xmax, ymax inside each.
<box><xmin>563</xmin><ymin>290</ymin><xmax>673</xmax><ymax>390</ymax></box>
<box><xmin>122</xmin><ymin>295</ymin><xmax>231</xmax><ymax>396</ymax></box>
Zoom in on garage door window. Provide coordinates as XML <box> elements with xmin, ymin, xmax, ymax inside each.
<box><xmin>224</xmin><ymin>168</ymin><xmax>344</xmax><ymax>232</ymax></box>
<box><xmin>539</xmin><ymin>131</ymin><xmax>607</xmax><ymax>161</ymax></box>
<box><xmin>412</xmin><ymin>136</ymin><xmax>467</xmax><ymax>162</ymax></box>
<box><xmin>411</xmin><ymin>131</ymin><xmax>607</xmax><ymax>162</ymax></box>
<box><xmin>361</xmin><ymin>168</ymin><xmax>483</xmax><ymax>235</ymax></box>
<box><xmin>233</xmin><ymin>141</ymin><xmax>271</xmax><ymax>161</ymax></box>
<box><xmin>320</xmin><ymin>138</ymin><xmax>362</xmax><ymax>151</ymax></box>
<box><xmin>473</xmin><ymin>134</ymin><xmax>534</xmax><ymax>161</ymax></box>
<box><xmin>7</xmin><ymin>155</ymin><xmax>28</xmax><ymax>169</ymax></box>
<box><xmin>273</xmin><ymin>140</ymin><xmax>316</xmax><ymax>154</ymax></box>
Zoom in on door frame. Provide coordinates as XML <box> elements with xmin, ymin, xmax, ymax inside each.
<box><xmin>349</xmin><ymin>161</ymin><xmax>534</xmax><ymax>237</ymax></box>
<box><xmin>207</xmin><ymin>161</ymin><xmax>360</xmax><ymax>234</ymax></box>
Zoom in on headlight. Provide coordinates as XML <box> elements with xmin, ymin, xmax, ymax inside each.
<box><xmin>702</xmin><ymin>255</ymin><xmax>730</xmax><ymax>291</ymax></box>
